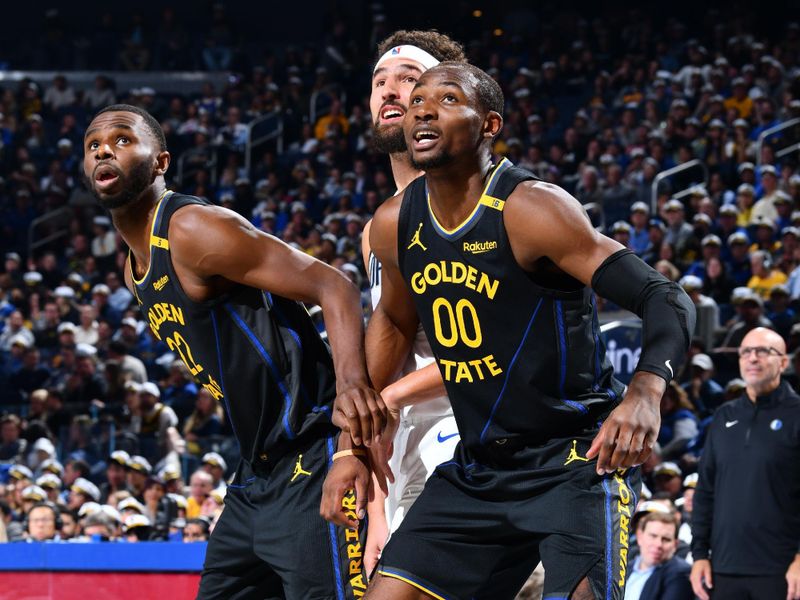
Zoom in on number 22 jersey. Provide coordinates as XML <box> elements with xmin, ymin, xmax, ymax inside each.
<box><xmin>129</xmin><ymin>191</ymin><xmax>337</xmax><ymax>467</ymax></box>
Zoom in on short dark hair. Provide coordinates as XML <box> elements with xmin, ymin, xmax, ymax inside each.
<box><xmin>108</xmin><ymin>340</ymin><xmax>129</xmax><ymax>356</ymax></box>
<box><xmin>375</xmin><ymin>30</ymin><xmax>466</xmax><ymax>66</ymax></box>
<box><xmin>433</xmin><ymin>62</ymin><xmax>504</xmax><ymax>116</ymax></box>
<box><xmin>66</xmin><ymin>458</ymin><xmax>91</xmax><ymax>478</ymax></box>
<box><xmin>93</xmin><ymin>104</ymin><xmax>167</xmax><ymax>152</ymax></box>
<box><xmin>185</xmin><ymin>517</ymin><xmax>211</xmax><ymax>536</ymax></box>
<box><xmin>28</xmin><ymin>501</ymin><xmax>60</xmax><ymax>523</ymax></box>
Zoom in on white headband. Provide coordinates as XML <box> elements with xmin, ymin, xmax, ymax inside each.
<box><xmin>373</xmin><ymin>45</ymin><xmax>440</xmax><ymax>73</ymax></box>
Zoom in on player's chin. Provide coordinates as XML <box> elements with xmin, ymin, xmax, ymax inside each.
<box><xmin>409</xmin><ymin>149</ymin><xmax>452</xmax><ymax>171</ymax></box>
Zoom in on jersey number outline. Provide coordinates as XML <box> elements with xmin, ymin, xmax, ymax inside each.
<box><xmin>432</xmin><ymin>297</ymin><xmax>482</xmax><ymax>349</ymax></box>
<box><xmin>165</xmin><ymin>330</ymin><xmax>205</xmax><ymax>376</ymax></box>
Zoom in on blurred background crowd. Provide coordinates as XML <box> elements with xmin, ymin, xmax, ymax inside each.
<box><xmin>0</xmin><ymin>1</ymin><xmax>798</xmax><ymax>561</ymax></box>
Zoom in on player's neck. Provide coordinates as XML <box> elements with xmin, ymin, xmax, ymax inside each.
<box><xmin>425</xmin><ymin>156</ymin><xmax>493</xmax><ymax>231</ymax></box>
<box><xmin>389</xmin><ymin>152</ymin><xmax>422</xmax><ymax>192</ymax></box>
<box><xmin>110</xmin><ymin>182</ymin><xmax>167</xmax><ymax>258</ymax></box>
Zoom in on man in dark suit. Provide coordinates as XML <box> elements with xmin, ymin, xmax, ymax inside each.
<box><xmin>625</xmin><ymin>511</ymin><xmax>693</xmax><ymax>600</ymax></box>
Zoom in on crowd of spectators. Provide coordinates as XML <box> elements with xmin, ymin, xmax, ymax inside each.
<box><xmin>0</xmin><ymin>5</ymin><xmax>799</xmax><ymax>559</ymax></box>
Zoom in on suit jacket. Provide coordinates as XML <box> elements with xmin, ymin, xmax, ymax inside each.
<box><xmin>631</xmin><ymin>556</ymin><xmax>693</xmax><ymax>600</ymax></box>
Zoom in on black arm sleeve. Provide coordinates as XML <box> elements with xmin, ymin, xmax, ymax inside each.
<box><xmin>591</xmin><ymin>249</ymin><xmax>696</xmax><ymax>383</ymax></box>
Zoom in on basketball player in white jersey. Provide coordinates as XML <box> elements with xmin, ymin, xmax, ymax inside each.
<box><xmin>362</xmin><ymin>31</ymin><xmax>467</xmax><ymax>573</ymax></box>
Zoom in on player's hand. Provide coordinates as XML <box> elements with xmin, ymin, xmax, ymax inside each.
<box><xmin>364</xmin><ymin>510</ymin><xmax>389</xmax><ymax>576</ymax></box>
<box><xmin>786</xmin><ymin>554</ymin><xmax>800</xmax><ymax>600</ymax></box>
<box><xmin>367</xmin><ymin>409</ymin><xmax>399</xmax><ymax>495</ymax></box>
<box><xmin>690</xmin><ymin>558</ymin><xmax>713</xmax><ymax>600</ymax></box>
<box><xmin>332</xmin><ymin>384</ymin><xmax>388</xmax><ymax>448</ymax></box>
<box><xmin>587</xmin><ymin>371</ymin><xmax>664</xmax><ymax>474</ymax></box>
<box><xmin>320</xmin><ymin>453</ymin><xmax>370</xmax><ymax>528</ymax></box>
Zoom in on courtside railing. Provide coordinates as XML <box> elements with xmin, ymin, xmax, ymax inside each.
<box><xmin>756</xmin><ymin>118</ymin><xmax>800</xmax><ymax>168</ymax></box>
<box><xmin>28</xmin><ymin>206</ymin><xmax>74</xmax><ymax>258</ymax></box>
<box><xmin>650</xmin><ymin>159</ymin><xmax>708</xmax><ymax>214</ymax></box>
<box><xmin>244</xmin><ymin>111</ymin><xmax>283</xmax><ymax>175</ymax></box>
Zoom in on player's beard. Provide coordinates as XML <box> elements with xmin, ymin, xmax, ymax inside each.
<box><xmin>371</xmin><ymin>121</ymin><xmax>408</xmax><ymax>154</ymax></box>
<box><xmin>90</xmin><ymin>158</ymin><xmax>154</xmax><ymax>210</ymax></box>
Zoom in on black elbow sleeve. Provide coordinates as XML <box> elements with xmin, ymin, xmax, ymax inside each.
<box><xmin>592</xmin><ymin>249</ymin><xmax>696</xmax><ymax>382</ymax></box>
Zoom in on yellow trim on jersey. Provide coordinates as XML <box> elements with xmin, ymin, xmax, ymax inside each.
<box><xmin>377</xmin><ymin>570</ymin><xmax>446</xmax><ymax>600</ymax></box>
<box><xmin>131</xmin><ymin>189</ymin><xmax>172</xmax><ymax>286</ymax></box>
<box><xmin>150</xmin><ymin>235</ymin><xmax>169</xmax><ymax>250</ymax></box>
<box><xmin>427</xmin><ymin>193</ymin><xmax>482</xmax><ymax>236</ymax></box>
<box><xmin>479</xmin><ymin>195</ymin><xmax>505</xmax><ymax>211</ymax></box>
<box><xmin>427</xmin><ymin>158</ymin><xmax>509</xmax><ymax>235</ymax></box>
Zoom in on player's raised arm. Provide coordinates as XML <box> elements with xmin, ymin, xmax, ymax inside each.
<box><xmin>504</xmin><ymin>182</ymin><xmax>696</xmax><ymax>474</ymax></box>
<box><xmin>168</xmin><ymin>203</ymin><xmax>387</xmax><ymax>448</ymax></box>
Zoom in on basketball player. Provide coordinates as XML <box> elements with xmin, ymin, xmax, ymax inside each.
<box><xmin>362</xmin><ymin>30</ymin><xmax>466</xmax><ymax>573</ymax></box>
<box><xmin>83</xmin><ymin>104</ymin><xmax>384</xmax><ymax>599</ymax></box>
<box><xmin>360</xmin><ymin>63</ymin><xmax>696</xmax><ymax>599</ymax></box>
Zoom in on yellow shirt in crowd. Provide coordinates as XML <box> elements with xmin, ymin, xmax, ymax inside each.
<box><xmin>747</xmin><ymin>270</ymin><xmax>788</xmax><ymax>299</ymax></box>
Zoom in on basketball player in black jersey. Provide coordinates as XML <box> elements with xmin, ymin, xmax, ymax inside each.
<box><xmin>83</xmin><ymin>104</ymin><xmax>388</xmax><ymax>599</ymax></box>
<box><xmin>358</xmin><ymin>64</ymin><xmax>696</xmax><ymax>599</ymax></box>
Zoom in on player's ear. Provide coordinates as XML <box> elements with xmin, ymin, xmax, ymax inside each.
<box><xmin>483</xmin><ymin>111</ymin><xmax>503</xmax><ymax>140</ymax></box>
<box><xmin>155</xmin><ymin>150</ymin><xmax>171</xmax><ymax>177</ymax></box>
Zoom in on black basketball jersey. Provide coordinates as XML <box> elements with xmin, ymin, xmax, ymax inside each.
<box><xmin>130</xmin><ymin>192</ymin><xmax>337</xmax><ymax>466</ymax></box>
<box><xmin>397</xmin><ymin>159</ymin><xmax>625</xmax><ymax>452</ymax></box>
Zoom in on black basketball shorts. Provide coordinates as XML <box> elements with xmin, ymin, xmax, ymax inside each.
<box><xmin>377</xmin><ymin>432</ymin><xmax>641</xmax><ymax>600</ymax></box>
<box><xmin>198</xmin><ymin>431</ymin><xmax>368</xmax><ymax>600</ymax></box>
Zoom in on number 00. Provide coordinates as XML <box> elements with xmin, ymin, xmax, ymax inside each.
<box><xmin>432</xmin><ymin>298</ymin><xmax>482</xmax><ymax>348</ymax></box>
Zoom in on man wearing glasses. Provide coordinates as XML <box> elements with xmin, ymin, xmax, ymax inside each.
<box><xmin>690</xmin><ymin>327</ymin><xmax>800</xmax><ymax>600</ymax></box>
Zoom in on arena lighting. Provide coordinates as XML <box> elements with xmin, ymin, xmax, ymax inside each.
<box><xmin>472</xmin><ymin>9</ymin><xmax>483</xmax><ymax>17</ymax></box>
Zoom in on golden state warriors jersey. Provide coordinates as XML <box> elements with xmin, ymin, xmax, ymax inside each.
<box><xmin>397</xmin><ymin>159</ymin><xmax>624</xmax><ymax>452</ymax></box>
<box><xmin>130</xmin><ymin>192</ymin><xmax>337</xmax><ymax>465</ymax></box>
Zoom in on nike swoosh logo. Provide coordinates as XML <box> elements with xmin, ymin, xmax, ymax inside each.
<box><xmin>725</xmin><ymin>420</ymin><xmax>738</xmax><ymax>428</ymax></box>
<box><xmin>665</xmin><ymin>360</ymin><xmax>674</xmax><ymax>378</ymax></box>
<box><xmin>437</xmin><ymin>431</ymin><xmax>459</xmax><ymax>443</ymax></box>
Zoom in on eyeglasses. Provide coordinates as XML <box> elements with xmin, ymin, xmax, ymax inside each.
<box><xmin>738</xmin><ymin>346</ymin><xmax>785</xmax><ymax>358</ymax></box>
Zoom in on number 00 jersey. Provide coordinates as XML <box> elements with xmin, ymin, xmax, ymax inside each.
<box><xmin>130</xmin><ymin>192</ymin><xmax>337</xmax><ymax>466</ymax></box>
<box><xmin>397</xmin><ymin>159</ymin><xmax>624</xmax><ymax>453</ymax></box>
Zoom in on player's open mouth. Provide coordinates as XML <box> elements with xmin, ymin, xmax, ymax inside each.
<box><xmin>95</xmin><ymin>165</ymin><xmax>121</xmax><ymax>190</ymax></box>
<box><xmin>380</xmin><ymin>105</ymin><xmax>405</xmax><ymax>123</ymax></box>
<box><xmin>412</xmin><ymin>127</ymin><xmax>441</xmax><ymax>150</ymax></box>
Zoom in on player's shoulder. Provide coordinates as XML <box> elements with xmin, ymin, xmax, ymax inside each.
<box><xmin>503</xmin><ymin>180</ymin><xmax>587</xmax><ymax>231</ymax></box>
<box><xmin>373</xmin><ymin>188</ymin><xmax>406</xmax><ymax>223</ymax></box>
<box><xmin>371</xmin><ymin>188</ymin><xmax>408</xmax><ymax>239</ymax></box>
<box><xmin>369</xmin><ymin>189</ymin><xmax>408</xmax><ymax>265</ymax></box>
<box><xmin>506</xmin><ymin>179</ymin><xmax>578</xmax><ymax>209</ymax></box>
<box><xmin>169</xmin><ymin>199</ymin><xmax>245</xmax><ymax>239</ymax></box>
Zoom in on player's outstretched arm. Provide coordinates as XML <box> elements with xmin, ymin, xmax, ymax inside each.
<box><xmin>505</xmin><ymin>182</ymin><xmax>696</xmax><ymax>474</ymax></box>
<box><xmin>168</xmin><ymin>203</ymin><xmax>387</xmax><ymax>447</ymax></box>
<box><xmin>380</xmin><ymin>363</ymin><xmax>445</xmax><ymax>410</ymax></box>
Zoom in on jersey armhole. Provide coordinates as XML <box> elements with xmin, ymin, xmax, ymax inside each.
<box><xmin>396</xmin><ymin>180</ymin><xmax>420</xmax><ymax>276</ymax></box>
